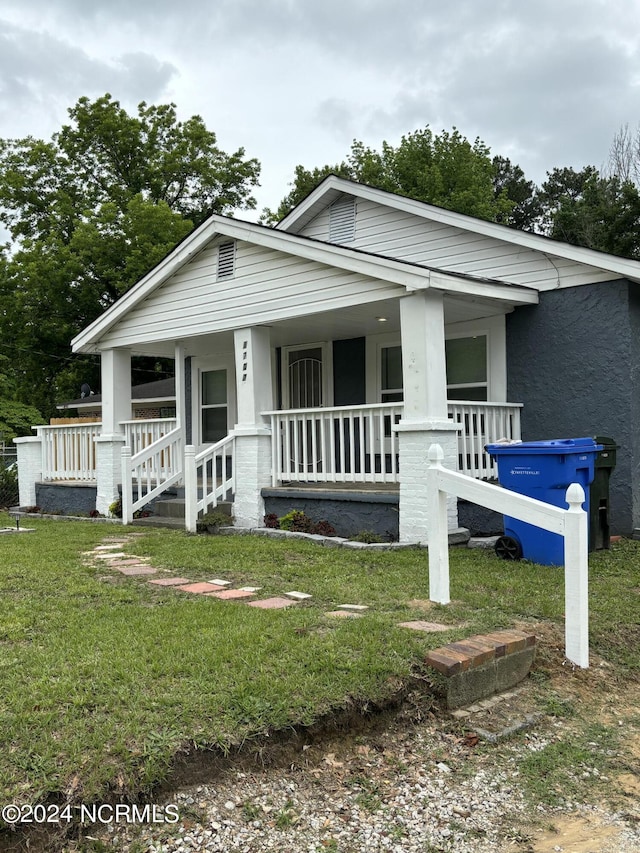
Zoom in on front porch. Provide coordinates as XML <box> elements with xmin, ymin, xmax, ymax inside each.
<box><xmin>19</xmin><ymin>397</ymin><xmax>521</xmax><ymax>536</ymax></box>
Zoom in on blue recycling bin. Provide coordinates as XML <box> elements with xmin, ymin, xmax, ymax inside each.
<box><xmin>486</xmin><ymin>438</ymin><xmax>602</xmax><ymax>566</ymax></box>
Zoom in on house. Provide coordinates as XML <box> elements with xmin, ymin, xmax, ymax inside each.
<box><xmin>56</xmin><ymin>377</ymin><xmax>177</xmax><ymax>421</ymax></box>
<box><xmin>15</xmin><ymin>176</ymin><xmax>640</xmax><ymax>540</ymax></box>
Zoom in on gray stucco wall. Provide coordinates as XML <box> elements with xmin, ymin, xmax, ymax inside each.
<box><xmin>506</xmin><ymin>279</ymin><xmax>640</xmax><ymax>535</ymax></box>
<box><xmin>263</xmin><ymin>488</ymin><xmax>399</xmax><ymax>540</ymax></box>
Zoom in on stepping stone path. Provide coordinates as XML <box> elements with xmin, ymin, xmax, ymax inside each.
<box><xmin>83</xmin><ymin>535</ymin><xmax>463</xmax><ymax>637</ymax></box>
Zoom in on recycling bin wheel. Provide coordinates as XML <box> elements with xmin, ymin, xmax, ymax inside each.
<box><xmin>495</xmin><ymin>536</ymin><xmax>523</xmax><ymax>561</ymax></box>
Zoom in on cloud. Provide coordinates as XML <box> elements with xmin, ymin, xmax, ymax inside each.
<box><xmin>0</xmin><ymin>22</ymin><xmax>177</xmax><ymax>138</ymax></box>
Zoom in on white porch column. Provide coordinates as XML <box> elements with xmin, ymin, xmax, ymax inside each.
<box><xmin>96</xmin><ymin>348</ymin><xmax>131</xmax><ymax>517</ymax></box>
<box><xmin>174</xmin><ymin>343</ymin><xmax>186</xmax><ymax>432</ymax></box>
<box><xmin>232</xmin><ymin>327</ymin><xmax>273</xmax><ymax>528</ymax></box>
<box><xmin>14</xmin><ymin>435</ymin><xmax>42</xmax><ymax>508</ymax></box>
<box><xmin>397</xmin><ymin>290</ymin><xmax>459</xmax><ymax>544</ymax></box>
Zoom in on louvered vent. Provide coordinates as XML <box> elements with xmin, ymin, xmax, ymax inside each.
<box><xmin>329</xmin><ymin>197</ymin><xmax>356</xmax><ymax>243</ymax></box>
<box><xmin>217</xmin><ymin>241</ymin><xmax>236</xmax><ymax>279</ymax></box>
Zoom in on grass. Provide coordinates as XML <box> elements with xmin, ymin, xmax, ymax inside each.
<box><xmin>0</xmin><ymin>513</ymin><xmax>638</xmax><ymax>815</ymax></box>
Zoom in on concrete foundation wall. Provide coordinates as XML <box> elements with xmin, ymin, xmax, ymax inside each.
<box><xmin>34</xmin><ymin>482</ymin><xmax>98</xmax><ymax>515</ymax></box>
<box><xmin>263</xmin><ymin>489</ymin><xmax>400</xmax><ymax>540</ymax></box>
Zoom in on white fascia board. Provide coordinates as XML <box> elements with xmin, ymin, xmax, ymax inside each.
<box><xmin>278</xmin><ymin>176</ymin><xmax>640</xmax><ymax>283</ymax></box>
<box><xmin>72</xmin><ymin>211</ymin><xmax>538</xmax><ymax>353</ymax></box>
<box><xmin>72</xmin><ymin>217</ymin><xmax>220</xmax><ymax>352</ymax></box>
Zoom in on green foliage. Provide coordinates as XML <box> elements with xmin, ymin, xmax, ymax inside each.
<box><xmin>351</xmin><ymin>530</ymin><xmax>385</xmax><ymax>544</ymax></box>
<box><xmin>196</xmin><ymin>509</ymin><xmax>233</xmax><ymax>532</ymax></box>
<box><xmin>0</xmin><ymin>94</ymin><xmax>261</xmax><ymax>415</ymax></box>
<box><xmin>538</xmin><ymin>166</ymin><xmax>640</xmax><ymax>258</ymax></box>
<box><xmin>269</xmin><ymin>126</ymin><xmax>517</xmax><ymax>224</ymax></box>
<box><xmin>0</xmin><ymin>459</ymin><xmax>18</xmax><ymax>508</ymax></box>
<box><xmin>274</xmin><ymin>509</ymin><xmax>336</xmax><ymax>537</ymax></box>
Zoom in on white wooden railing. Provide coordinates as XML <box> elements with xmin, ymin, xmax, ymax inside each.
<box><xmin>184</xmin><ymin>434</ymin><xmax>236</xmax><ymax>532</ymax></box>
<box><xmin>266</xmin><ymin>403</ymin><xmax>402</xmax><ymax>485</ymax></box>
<box><xmin>122</xmin><ymin>418</ymin><xmax>177</xmax><ymax>456</ymax></box>
<box><xmin>36</xmin><ymin>422</ymin><xmax>101</xmax><ymax>481</ymax></box>
<box><xmin>426</xmin><ymin>444</ymin><xmax>589</xmax><ymax>668</ymax></box>
<box><xmin>121</xmin><ymin>426</ymin><xmax>184</xmax><ymax>523</ymax></box>
<box><xmin>448</xmin><ymin>401</ymin><xmax>523</xmax><ymax>479</ymax></box>
<box><xmin>266</xmin><ymin>401</ymin><xmax>522</xmax><ymax>485</ymax></box>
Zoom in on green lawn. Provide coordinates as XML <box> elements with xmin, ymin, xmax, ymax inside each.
<box><xmin>0</xmin><ymin>514</ymin><xmax>638</xmax><ymax>809</ymax></box>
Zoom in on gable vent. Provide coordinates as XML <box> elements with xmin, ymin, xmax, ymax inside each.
<box><xmin>329</xmin><ymin>197</ymin><xmax>356</xmax><ymax>244</ymax></box>
<box><xmin>217</xmin><ymin>240</ymin><xmax>236</xmax><ymax>279</ymax></box>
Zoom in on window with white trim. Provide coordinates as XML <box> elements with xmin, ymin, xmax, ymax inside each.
<box><xmin>378</xmin><ymin>335</ymin><xmax>489</xmax><ymax>402</ymax></box>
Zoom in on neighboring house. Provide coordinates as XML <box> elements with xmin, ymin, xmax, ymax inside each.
<box><xmin>15</xmin><ymin>176</ymin><xmax>640</xmax><ymax>540</ymax></box>
<box><xmin>57</xmin><ymin>378</ymin><xmax>177</xmax><ymax>421</ymax></box>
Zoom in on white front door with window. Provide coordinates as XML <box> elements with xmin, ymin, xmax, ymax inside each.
<box><xmin>193</xmin><ymin>357</ymin><xmax>236</xmax><ymax>450</ymax></box>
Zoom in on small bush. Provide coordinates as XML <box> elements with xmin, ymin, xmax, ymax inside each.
<box><xmin>351</xmin><ymin>530</ymin><xmax>384</xmax><ymax>544</ymax></box>
<box><xmin>269</xmin><ymin>509</ymin><xmax>336</xmax><ymax>537</ymax></box>
<box><xmin>0</xmin><ymin>461</ymin><xmax>18</xmax><ymax>509</ymax></box>
<box><xmin>279</xmin><ymin>509</ymin><xmax>314</xmax><ymax>533</ymax></box>
<box><xmin>197</xmin><ymin>509</ymin><xmax>233</xmax><ymax>533</ymax></box>
<box><xmin>109</xmin><ymin>499</ymin><xmax>122</xmax><ymax>519</ymax></box>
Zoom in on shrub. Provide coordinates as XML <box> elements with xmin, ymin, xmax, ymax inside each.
<box><xmin>109</xmin><ymin>499</ymin><xmax>122</xmax><ymax>518</ymax></box>
<box><xmin>273</xmin><ymin>510</ymin><xmax>336</xmax><ymax>537</ymax></box>
<box><xmin>0</xmin><ymin>461</ymin><xmax>18</xmax><ymax>509</ymax></box>
<box><xmin>197</xmin><ymin>509</ymin><xmax>233</xmax><ymax>533</ymax></box>
<box><xmin>351</xmin><ymin>530</ymin><xmax>384</xmax><ymax>544</ymax></box>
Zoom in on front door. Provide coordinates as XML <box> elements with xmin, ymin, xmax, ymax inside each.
<box><xmin>193</xmin><ymin>357</ymin><xmax>235</xmax><ymax>450</ymax></box>
<box><xmin>285</xmin><ymin>345</ymin><xmax>324</xmax><ymax>409</ymax></box>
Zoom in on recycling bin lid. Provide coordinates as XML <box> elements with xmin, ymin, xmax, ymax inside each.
<box><xmin>486</xmin><ymin>437</ymin><xmax>603</xmax><ymax>455</ymax></box>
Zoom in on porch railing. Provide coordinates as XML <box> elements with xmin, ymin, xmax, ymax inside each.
<box><xmin>122</xmin><ymin>418</ymin><xmax>177</xmax><ymax>456</ymax></box>
<box><xmin>121</xmin><ymin>426</ymin><xmax>184</xmax><ymax>522</ymax></box>
<box><xmin>184</xmin><ymin>434</ymin><xmax>236</xmax><ymax>532</ymax></box>
<box><xmin>266</xmin><ymin>403</ymin><xmax>402</xmax><ymax>484</ymax></box>
<box><xmin>266</xmin><ymin>400</ymin><xmax>522</xmax><ymax>485</ymax></box>
<box><xmin>448</xmin><ymin>401</ymin><xmax>522</xmax><ymax>480</ymax></box>
<box><xmin>36</xmin><ymin>422</ymin><xmax>101</xmax><ymax>481</ymax></box>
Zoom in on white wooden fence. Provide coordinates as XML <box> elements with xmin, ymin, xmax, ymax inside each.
<box><xmin>426</xmin><ymin>444</ymin><xmax>589</xmax><ymax>668</ymax></box>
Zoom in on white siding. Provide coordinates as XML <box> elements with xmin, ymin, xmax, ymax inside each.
<box><xmin>99</xmin><ymin>239</ymin><xmax>402</xmax><ymax>348</ymax></box>
<box><xmin>299</xmin><ymin>198</ymin><xmax>615</xmax><ymax>291</ymax></box>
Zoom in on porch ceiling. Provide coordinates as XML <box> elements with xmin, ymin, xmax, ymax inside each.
<box><xmin>126</xmin><ymin>292</ymin><xmax>519</xmax><ymax>357</ymax></box>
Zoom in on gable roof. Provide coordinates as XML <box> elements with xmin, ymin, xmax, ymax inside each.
<box><xmin>72</xmin><ymin>212</ymin><xmax>538</xmax><ymax>353</ymax></box>
<box><xmin>58</xmin><ymin>377</ymin><xmax>175</xmax><ymax>409</ymax></box>
<box><xmin>276</xmin><ymin>175</ymin><xmax>640</xmax><ymax>285</ymax></box>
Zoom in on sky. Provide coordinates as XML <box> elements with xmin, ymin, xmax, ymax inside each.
<box><xmin>1</xmin><ymin>0</ymin><xmax>640</xmax><ymax>219</ymax></box>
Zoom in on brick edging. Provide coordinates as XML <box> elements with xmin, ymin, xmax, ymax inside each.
<box><xmin>425</xmin><ymin>630</ymin><xmax>537</xmax><ymax>677</ymax></box>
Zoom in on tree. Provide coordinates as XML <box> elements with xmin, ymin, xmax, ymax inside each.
<box><xmin>537</xmin><ymin>166</ymin><xmax>640</xmax><ymax>258</ymax></box>
<box><xmin>492</xmin><ymin>156</ymin><xmax>540</xmax><ymax>231</ymax></box>
<box><xmin>268</xmin><ymin>127</ymin><xmax>520</xmax><ymax>224</ymax></box>
<box><xmin>0</xmin><ymin>95</ymin><xmax>261</xmax><ymax>415</ymax></box>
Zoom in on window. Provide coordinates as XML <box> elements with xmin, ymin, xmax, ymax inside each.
<box><xmin>329</xmin><ymin>197</ymin><xmax>356</xmax><ymax>243</ymax></box>
<box><xmin>380</xmin><ymin>346</ymin><xmax>403</xmax><ymax>402</ymax></box>
<box><xmin>379</xmin><ymin>335</ymin><xmax>489</xmax><ymax>403</ymax></box>
<box><xmin>445</xmin><ymin>335</ymin><xmax>487</xmax><ymax>400</ymax></box>
<box><xmin>201</xmin><ymin>369</ymin><xmax>228</xmax><ymax>443</ymax></box>
<box><xmin>217</xmin><ymin>241</ymin><xmax>236</xmax><ymax>280</ymax></box>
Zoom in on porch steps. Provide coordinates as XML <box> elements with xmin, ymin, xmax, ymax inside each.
<box><xmin>147</xmin><ymin>498</ymin><xmax>233</xmax><ymax>522</ymax></box>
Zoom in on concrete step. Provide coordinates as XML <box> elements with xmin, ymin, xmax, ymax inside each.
<box><xmin>155</xmin><ymin>498</ymin><xmax>186</xmax><ymax>519</ymax></box>
<box><xmin>131</xmin><ymin>516</ymin><xmax>185</xmax><ymax>530</ymax></box>
<box><xmin>153</xmin><ymin>499</ymin><xmax>234</xmax><ymax>520</ymax></box>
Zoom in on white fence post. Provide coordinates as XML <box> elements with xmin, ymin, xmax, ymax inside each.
<box><xmin>426</xmin><ymin>444</ymin><xmax>451</xmax><ymax>604</ymax></box>
<box><xmin>184</xmin><ymin>445</ymin><xmax>197</xmax><ymax>534</ymax></box>
<box><xmin>121</xmin><ymin>446</ymin><xmax>132</xmax><ymax>525</ymax></box>
<box><xmin>563</xmin><ymin>483</ymin><xmax>589</xmax><ymax>668</ymax></box>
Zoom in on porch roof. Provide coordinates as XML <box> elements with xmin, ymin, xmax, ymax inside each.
<box><xmin>71</xmin><ymin>214</ymin><xmax>538</xmax><ymax>355</ymax></box>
